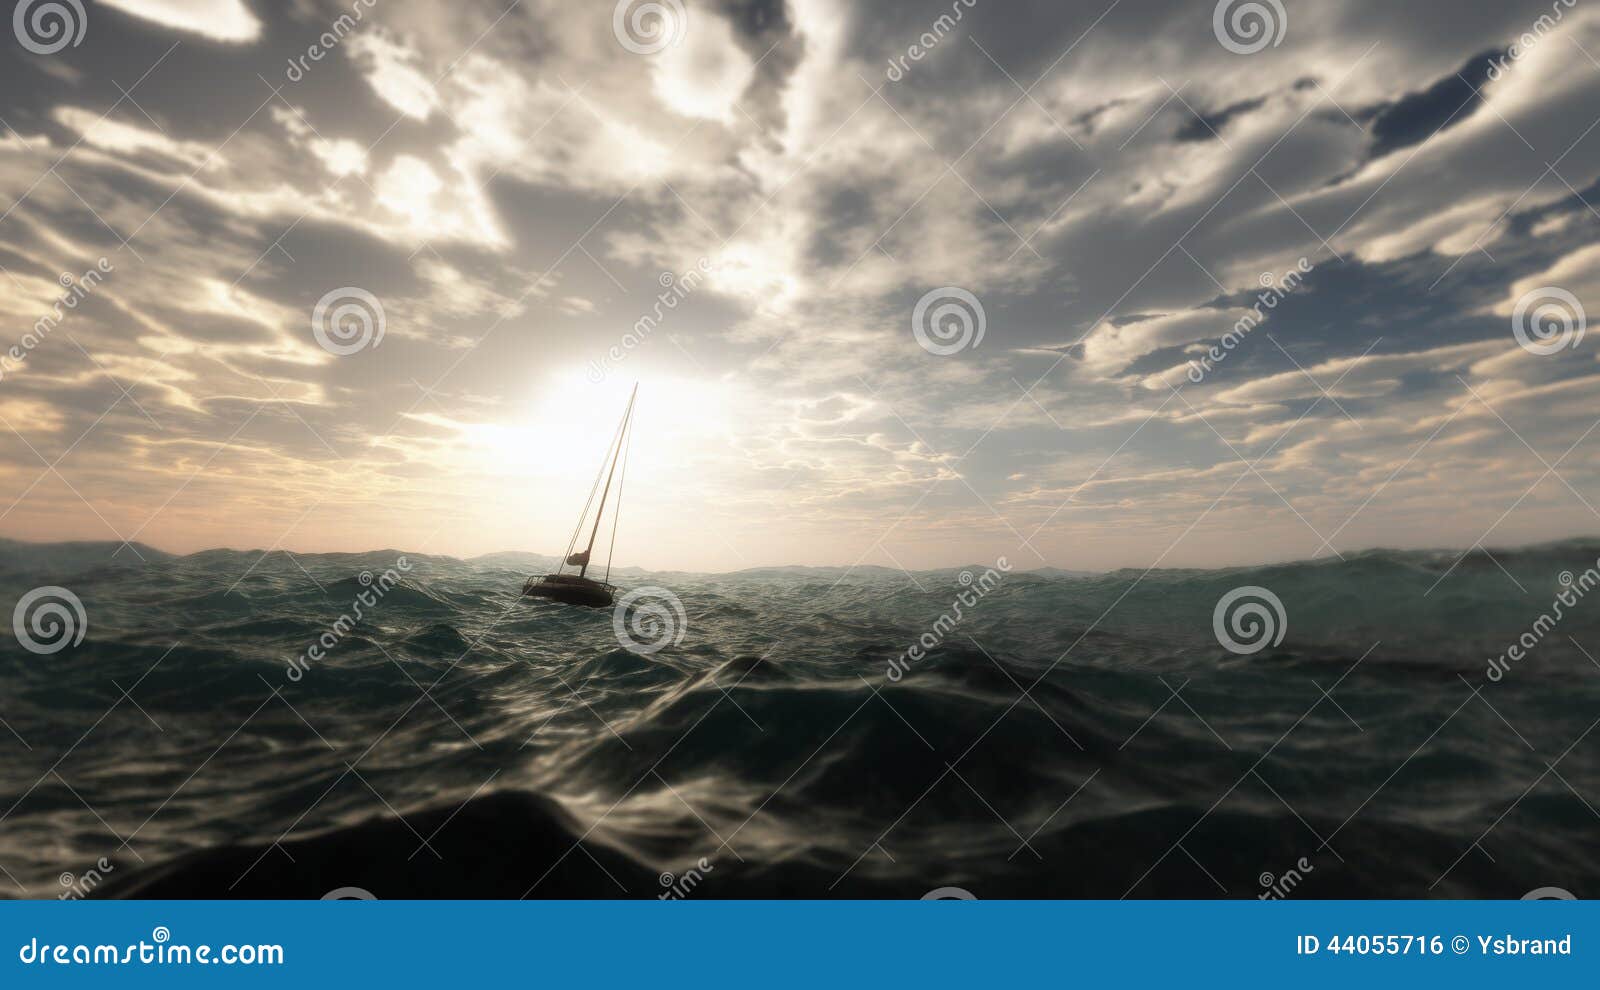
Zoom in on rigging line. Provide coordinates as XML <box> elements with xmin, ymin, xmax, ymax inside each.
<box><xmin>563</xmin><ymin>398</ymin><xmax>629</xmax><ymax>566</ymax></box>
<box><xmin>604</xmin><ymin>398</ymin><xmax>633</xmax><ymax>585</ymax></box>
<box><xmin>580</xmin><ymin>384</ymin><xmax>637</xmax><ymax>577</ymax></box>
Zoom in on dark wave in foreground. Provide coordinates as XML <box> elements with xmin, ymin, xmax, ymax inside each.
<box><xmin>0</xmin><ymin>537</ymin><xmax>1595</xmax><ymax>899</ymax></box>
<box><xmin>104</xmin><ymin>788</ymin><xmax>1574</xmax><ymax>899</ymax></box>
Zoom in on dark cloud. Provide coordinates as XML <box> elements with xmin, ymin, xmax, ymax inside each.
<box><xmin>1175</xmin><ymin>97</ymin><xmax>1267</xmax><ymax>143</ymax></box>
<box><xmin>1360</xmin><ymin>49</ymin><xmax>1501</xmax><ymax>158</ymax></box>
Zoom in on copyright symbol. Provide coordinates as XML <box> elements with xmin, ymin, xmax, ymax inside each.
<box><xmin>1451</xmin><ymin>935</ymin><xmax>1469</xmax><ymax>955</ymax></box>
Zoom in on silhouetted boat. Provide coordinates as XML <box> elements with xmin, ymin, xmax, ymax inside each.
<box><xmin>523</xmin><ymin>385</ymin><xmax>637</xmax><ymax>608</ymax></box>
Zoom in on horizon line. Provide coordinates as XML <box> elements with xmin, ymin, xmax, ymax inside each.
<box><xmin>2</xmin><ymin>533</ymin><xmax>1596</xmax><ymax>578</ymax></box>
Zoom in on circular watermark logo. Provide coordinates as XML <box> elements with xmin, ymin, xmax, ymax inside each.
<box><xmin>311</xmin><ymin>287</ymin><xmax>386</xmax><ymax>356</ymax></box>
<box><xmin>1511</xmin><ymin>286</ymin><xmax>1585</xmax><ymax>356</ymax></box>
<box><xmin>13</xmin><ymin>0</ymin><xmax>86</xmax><ymax>55</ymax></box>
<box><xmin>613</xmin><ymin>0</ymin><xmax>687</xmax><ymax>55</ymax></box>
<box><xmin>1212</xmin><ymin>0</ymin><xmax>1287</xmax><ymax>55</ymax></box>
<box><xmin>12</xmin><ymin>585</ymin><xmax>87</xmax><ymax>655</ymax></box>
<box><xmin>1212</xmin><ymin>585</ymin><xmax>1286</xmax><ymax>655</ymax></box>
<box><xmin>912</xmin><ymin>286</ymin><xmax>986</xmax><ymax>356</ymax></box>
<box><xmin>151</xmin><ymin>926</ymin><xmax>170</xmax><ymax>944</ymax></box>
<box><xmin>322</xmin><ymin>886</ymin><xmax>378</xmax><ymax>900</ymax></box>
<box><xmin>612</xmin><ymin>586</ymin><xmax>687</xmax><ymax>655</ymax></box>
<box><xmin>921</xmin><ymin>886</ymin><xmax>977</xmax><ymax>900</ymax></box>
<box><xmin>1522</xmin><ymin>886</ymin><xmax>1576</xmax><ymax>900</ymax></box>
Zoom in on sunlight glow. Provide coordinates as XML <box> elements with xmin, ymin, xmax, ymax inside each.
<box><xmin>442</xmin><ymin>369</ymin><xmax>742</xmax><ymax>557</ymax></box>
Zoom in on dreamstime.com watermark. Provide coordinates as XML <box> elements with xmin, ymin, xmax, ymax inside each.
<box><xmin>284</xmin><ymin>0</ymin><xmax>378</xmax><ymax>82</ymax></box>
<box><xmin>57</xmin><ymin>857</ymin><xmax>114</xmax><ymax>900</ymax></box>
<box><xmin>1511</xmin><ymin>285</ymin><xmax>1585</xmax><ymax>356</ymax></box>
<box><xmin>1486</xmin><ymin>559</ymin><xmax>1600</xmax><ymax>682</ymax></box>
<box><xmin>886</xmin><ymin>558</ymin><xmax>1011</xmax><ymax>682</ymax></box>
<box><xmin>1212</xmin><ymin>0</ymin><xmax>1287</xmax><ymax>55</ymax></box>
<box><xmin>11</xmin><ymin>585</ymin><xmax>87</xmax><ymax>656</ymax></box>
<box><xmin>18</xmin><ymin>928</ymin><xmax>283</xmax><ymax>967</ymax></box>
<box><xmin>311</xmin><ymin>286</ymin><xmax>386</xmax><ymax>356</ymax></box>
<box><xmin>658</xmin><ymin>857</ymin><xmax>714</xmax><ymax>899</ymax></box>
<box><xmin>1</xmin><ymin>257</ymin><xmax>113</xmax><ymax>385</ymax></box>
<box><xmin>1485</xmin><ymin>0</ymin><xmax>1579</xmax><ymax>81</ymax></box>
<box><xmin>1258</xmin><ymin>856</ymin><xmax>1315</xmax><ymax>899</ymax></box>
<box><xmin>284</xmin><ymin>559</ymin><xmax>412</xmax><ymax>681</ymax></box>
<box><xmin>612</xmin><ymin>0</ymin><xmax>686</xmax><ymax>55</ymax></box>
<box><xmin>612</xmin><ymin>587</ymin><xmax>687</xmax><ymax>656</ymax></box>
<box><xmin>911</xmin><ymin>286</ymin><xmax>986</xmax><ymax>356</ymax></box>
<box><xmin>587</xmin><ymin>259</ymin><xmax>712</xmax><ymax>383</ymax></box>
<box><xmin>1187</xmin><ymin>258</ymin><xmax>1311</xmax><ymax>383</ymax></box>
<box><xmin>884</xmin><ymin>0</ymin><xmax>978</xmax><ymax>82</ymax></box>
<box><xmin>1212</xmin><ymin>585</ymin><xmax>1287</xmax><ymax>656</ymax></box>
<box><xmin>12</xmin><ymin>0</ymin><xmax>87</xmax><ymax>55</ymax></box>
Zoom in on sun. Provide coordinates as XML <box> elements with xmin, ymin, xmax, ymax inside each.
<box><xmin>462</xmin><ymin>368</ymin><xmax>737</xmax><ymax>489</ymax></box>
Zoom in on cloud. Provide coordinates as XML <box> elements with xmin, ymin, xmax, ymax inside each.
<box><xmin>1210</xmin><ymin>340</ymin><xmax>1501</xmax><ymax>406</ymax></box>
<box><xmin>650</xmin><ymin>9</ymin><xmax>758</xmax><ymax>122</ymax></box>
<box><xmin>346</xmin><ymin>32</ymin><xmax>441</xmax><ymax>120</ymax></box>
<box><xmin>52</xmin><ymin>107</ymin><xmax>214</xmax><ymax>168</ymax></box>
<box><xmin>3</xmin><ymin>0</ymin><xmax>1600</xmax><ymax>570</ymax></box>
<box><xmin>97</xmin><ymin>0</ymin><xmax>260</xmax><ymax>42</ymax></box>
<box><xmin>1497</xmin><ymin>242</ymin><xmax>1600</xmax><ymax>318</ymax></box>
<box><xmin>271</xmin><ymin>106</ymin><xmax>368</xmax><ymax>178</ymax></box>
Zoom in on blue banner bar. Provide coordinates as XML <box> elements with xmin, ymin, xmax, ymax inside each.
<box><xmin>1</xmin><ymin>901</ymin><xmax>1590</xmax><ymax>986</ymax></box>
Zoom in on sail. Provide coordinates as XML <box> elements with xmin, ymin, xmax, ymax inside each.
<box><xmin>554</xmin><ymin>384</ymin><xmax>638</xmax><ymax>579</ymax></box>
<box><xmin>528</xmin><ymin>385</ymin><xmax>638</xmax><ymax>608</ymax></box>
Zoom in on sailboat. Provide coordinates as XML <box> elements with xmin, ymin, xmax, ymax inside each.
<box><xmin>522</xmin><ymin>384</ymin><xmax>637</xmax><ymax>608</ymax></box>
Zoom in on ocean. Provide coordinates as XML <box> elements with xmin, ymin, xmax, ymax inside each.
<box><xmin>1</xmin><ymin>537</ymin><xmax>1597</xmax><ymax>899</ymax></box>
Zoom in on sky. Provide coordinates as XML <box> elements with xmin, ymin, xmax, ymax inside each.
<box><xmin>0</xmin><ymin>0</ymin><xmax>1597</xmax><ymax>572</ymax></box>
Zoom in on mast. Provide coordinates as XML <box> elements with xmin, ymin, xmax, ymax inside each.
<box><xmin>579</xmin><ymin>384</ymin><xmax>637</xmax><ymax>578</ymax></box>
<box><xmin>603</xmin><ymin>400</ymin><xmax>633</xmax><ymax>585</ymax></box>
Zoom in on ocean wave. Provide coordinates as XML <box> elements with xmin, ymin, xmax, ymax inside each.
<box><xmin>0</xmin><ymin>537</ymin><xmax>1595</xmax><ymax>898</ymax></box>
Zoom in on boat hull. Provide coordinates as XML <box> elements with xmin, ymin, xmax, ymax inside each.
<box><xmin>522</xmin><ymin>574</ymin><xmax>615</xmax><ymax>608</ymax></box>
